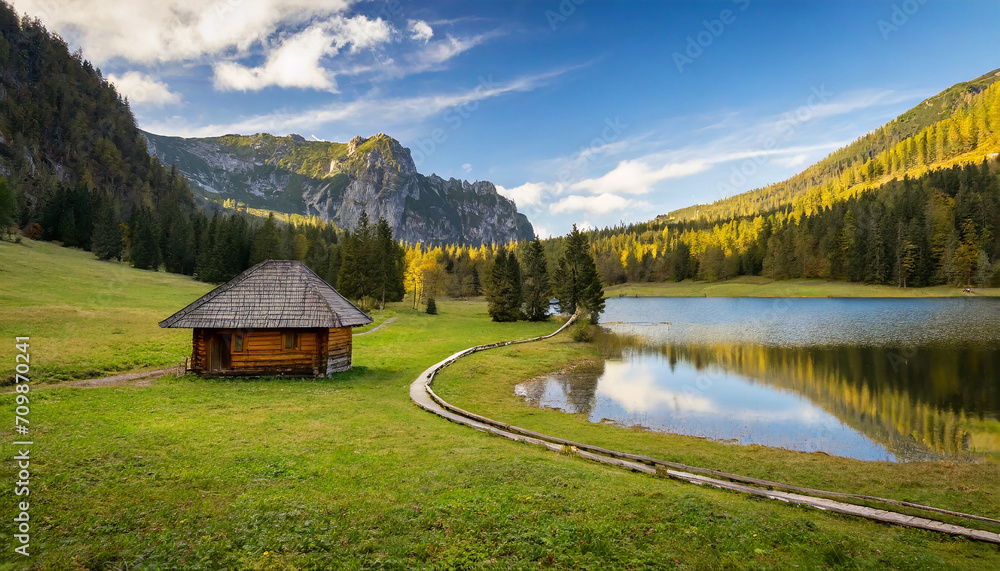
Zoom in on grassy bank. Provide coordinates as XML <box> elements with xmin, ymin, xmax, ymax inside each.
<box><xmin>0</xmin><ymin>239</ymin><xmax>214</xmax><ymax>382</ymax></box>
<box><xmin>1</xmin><ymin>241</ymin><xmax>998</xmax><ymax>568</ymax></box>
<box><xmin>604</xmin><ymin>276</ymin><xmax>1000</xmax><ymax>298</ymax></box>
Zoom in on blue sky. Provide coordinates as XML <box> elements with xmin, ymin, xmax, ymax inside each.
<box><xmin>14</xmin><ymin>0</ymin><xmax>1000</xmax><ymax>237</ymax></box>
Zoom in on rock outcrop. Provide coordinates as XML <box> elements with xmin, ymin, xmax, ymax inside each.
<box><xmin>144</xmin><ymin>131</ymin><xmax>534</xmax><ymax>244</ymax></box>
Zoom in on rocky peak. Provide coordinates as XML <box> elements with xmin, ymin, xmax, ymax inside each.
<box><xmin>347</xmin><ymin>135</ymin><xmax>367</xmax><ymax>155</ymax></box>
<box><xmin>142</xmin><ymin>129</ymin><xmax>534</xmax><ymax>245</ymax></box>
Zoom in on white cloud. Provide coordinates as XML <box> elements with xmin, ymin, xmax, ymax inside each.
<box><xmin>213</xmin><ymin>25</ymin><xmax>336</xmax><ymax>91</ymax></box>
<box><xmin>497</xmin><ymin>181</ymin><xmax>550</xmax><ymax>207</ymax></box>
<box><xmin>570</xmin><ymin>159</ymin><xmax>708</xmax><ymax>195</ymax></box>
<box><xmin>146</xmin><ymin>66</ymin><xmax>577</xmax><ymax>137</ymax></box>
<box><xmin>16</xmin><ymin>0</ymin><xmax>354</xmax><ymax>64</ymax></box>
<box><xmin>382</xmin><ymin>33</ymin><xmax>495</xmax><ymax>78</ymax></box>
<box><xmin>775</xmin><ymin>153</ymin><xmax>809</xmax><ymax>168</ymax></box>
<box><xmin>107</xmin><ymin>71</ymin><xmax>181</xmax><ymax>106</ymax></box>
<box><xmin>407</xmin><ymin>19</ymin><xmax>434</xmax><ymax>43</ymax></box>
<box><xmin>800</xmin><ymin>89</ymin><xmax>920</xmax><ymax>121</ymax></box>
<box><xmin>212</xmin><ymin>16</ymin><xmax>392</xmax><ymax>92</ymax></box>
<box><xmin>596</xmin><ymin>362</ymin><xmax>717</xmax><ymax>415</ymax></box>
<box><xmin>549</xmin><ymin>193</ymin><xmax>636</xmax><ymax>215</ymax></box>
<box><xmin>461</xmin><ymin>162</ymin><xmax>472</xmax><ymax>173</ymax></box>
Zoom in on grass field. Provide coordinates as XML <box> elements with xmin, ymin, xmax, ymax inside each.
<box><xmin>0</xmin><ymin>240</ymin><xmax>214</xmax><ymax>382</ymax></box>
<box><xmin>1</xmin><ymin>240</ymin><xmax>998</xmax><ymax>569</ymax></box>
<box><xmin>604</xmin><ymin>276</ymin><xmax>1000</xmax><ymax>298</ymax></box>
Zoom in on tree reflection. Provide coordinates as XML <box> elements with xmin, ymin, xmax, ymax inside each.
<box><xmin>586</xmin><ymin>329</ymin><xmax>1000</xmax><ymax>460</ymax></box>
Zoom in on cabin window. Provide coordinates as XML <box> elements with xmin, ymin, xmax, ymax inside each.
<box><xmin>283</xmin><ymin>331</ymin><xmax>299</xmax><ymax>350</ymax></box>
<box><xmin>233</xmin><ymin>332</ymin><xmax>245</xmax><ymax>352</ymax></box>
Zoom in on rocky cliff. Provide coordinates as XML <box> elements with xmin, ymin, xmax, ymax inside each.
<box><xmin>143</xmin><ymin>131</ymin><xmax>534</xmax><ymax>244</ymax></box>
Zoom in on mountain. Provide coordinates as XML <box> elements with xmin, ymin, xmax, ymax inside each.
<box><xmin>143</xmin><ymin>130</ymin><xmax>534</xmax><ymax>245</ymax></box>
<box><xmin>666</xmin><ymin>68</ymin><xmax>1000</xmax><ymax>223</ymax></box>
<box><xmin>0</xmin><ymin>1</ymin><xmax>193</xmax><ymax>220</ymax></box>
<box><xmin>562</xmin><ymin>69</ymin><xmax>1000</xmax><ymax>289</ymax></box>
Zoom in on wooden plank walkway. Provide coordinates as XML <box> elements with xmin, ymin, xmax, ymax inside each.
<box><xmin>408</xmin><ymin>315</ymin><xmax>1000</xmax><ymax>545</ymax></box>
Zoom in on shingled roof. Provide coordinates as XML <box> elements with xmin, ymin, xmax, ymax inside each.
<box><xmin>159</xmin><ymin>260</ymin><xmax>373</xmax><ymax>329</ymax></box>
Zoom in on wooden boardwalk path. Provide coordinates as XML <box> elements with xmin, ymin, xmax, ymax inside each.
<box><xmin>409</xmin><ymin>315</ymin><xmax>1000</xmax><ymax>544</ymax></box>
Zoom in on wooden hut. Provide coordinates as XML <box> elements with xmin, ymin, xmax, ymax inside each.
<box><xmin>160</xmin><ymin>260</ymin><xmax>373</xmax><ymax>377</ymax></box>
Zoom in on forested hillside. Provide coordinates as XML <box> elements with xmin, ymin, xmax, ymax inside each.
<box><xmin>667</xmin><ymin>71</ymin><xmax>1000</xmax><ymax>223</ymax></box>
<box><xmin>0</xmin><ymin>1</ymin><xmax>195</xmax><ymax>248</ymax></box>
<box><xmin>571</xmin><ymin>160</ymin><xmax>999</xmax><ymax>289</ymax></box>
<box><xmin>0</xmin><ymin>1</ymin><xmax>414</xmax><ymax>303</ymax></box>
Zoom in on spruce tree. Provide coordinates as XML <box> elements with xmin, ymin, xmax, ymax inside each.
<box><xmin>375</xmin><ymin>218</ymin><xmax>405</xmax><ymax>306</ymax></box>
<box><xmin>92</xmin><ymin>199</ymin><xmax>123</xmax><ymax>260</ymax></box>
<box><xmin>554</xmin><ymin>225</ymin><xmax>605</xmax><ymax>323</ymax></box>
<box><xmin>337</xmin><ymin>230</ymin><xmax>361</xmax><ymax>298</ymax></box>
<box><xmin>163</xmin><ymin>214</ymin><xmax>193</xmax><ymax>274</ymax></box>
<box><xmin>486</xmin><ymin>247</ymin><xmax>517</xmax><ymax>322</ymax></box>
<box><xmin>195</xmin><ymin>213</ymin><xmax>220</xmax><ymax>281</ymax></box>
<box><xmin>129</xmin><ymin>207</ymin><xmax>161</xmax><ymax>270</ymax></box>
<box><xmin>506</xmin><ymin>246</ymin><xmax>523</xmax><ymax>318</ymax></box>
<box><xmin>59</xmin><ymin>209</ymin><xmax>78</xmax><ymax>248</ymax></box>
<box><xmin>250</xmin><ymin>213</ymin><xmax>281</xmax><ymax>264</ymax></box>
<box><xmin>0</xmin><ymin>178</ymin><xmax>16</xmax><ymax>240</ymax></box>
<box><xmin>523</xmin><ymin>237</ymin><xmax>551</xmax><ymax>321</ymax></box>
<box><xmin>469</xmin><ymin>265</ymin><xmax>482</xmax><ymax>295</ymax></box>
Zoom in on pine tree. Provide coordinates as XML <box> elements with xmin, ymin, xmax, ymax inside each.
<box><xmin>129</xmin><ymin>207</ymin><xmax>161</xmax><ymax>270</ymax></box>
<box><xmin>581</xmin><ymin>262</ymin><xmax>605</xmax><ymax>323</ymax></box>
<box><xmin>426</xmin><ymin>296</ymin><xmax>437</xmax><ymax>315</ymax></box>
<box><xmin>554</xmin><ymin>225</ymin><xmax>605</xmax><ymax>323</ymax></box>
<box><xmin>486</xmin><ymin>247</ymin><xmax>518</xmax><ymax>322</ymax></box>
<box><xmin>375</xmin><ymin>218</ymin><xmax>405</xmax><ymax>307</ymax></box>
<box><xmin>59</xmin><ymin>209</ymin><xmax>78</xmax><ymax>248</ymax></box>
<box><xmin>974</xmin><ymin>248</ymin><xmax>994</xmax><ymax>287</ymax></box>
<box><xmin>506</xmin><ymin>248</ymin><xmax>523</xmax><ymax>318</ymax></box>
<box><xmin>469</xmin><ymin>265</ymin><xmax>482</xmax><ymax>295</ymax></box>
<box><xmin>250</xmin><ymin>213</ymin><xmax>281</xmax><ymax>264</ymax></box>
<box><xmin>0</xmin><ymin>177</ymin><xmax>15</xmax><ymax>240</ymax></box>
<box><xmin>522</xmin><ymin>237</ymin><xmax>551</xmax><ymax>321</ymax></box>
<box><xmin>195</xmin><ymin>213</ymin><xmax>220</xmax><ymax>281</ymax></box>
<box><xmin>92</xmin><ymin>199</ymin><xmax>123</xmax><ymax>260</ymax></box>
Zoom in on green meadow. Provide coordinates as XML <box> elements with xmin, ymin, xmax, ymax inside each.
<box><xmin>0</xmin><ymin>240</ymin><xmax>998</xmax><ymax>569</ymax></box>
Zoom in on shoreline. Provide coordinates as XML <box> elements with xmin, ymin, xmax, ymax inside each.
<box><xmin>604</xmin><ymin>278</ymin><xmax>1000</xmax><ymax>298</ymax></box>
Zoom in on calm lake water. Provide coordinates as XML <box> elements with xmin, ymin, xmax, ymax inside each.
<box><xmin>516</xmin><ymin>298</ymin><xmax>1000</xmax><ymax>462</ymax></box>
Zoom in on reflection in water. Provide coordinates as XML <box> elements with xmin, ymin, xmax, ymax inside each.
<box><xmin>516</xmin><ymin>298</ymin><xmax>1000</xmax><ymax>462</ymax></box>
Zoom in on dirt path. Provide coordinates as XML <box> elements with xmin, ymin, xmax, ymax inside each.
<box><xmin>21</xmin><ymin>367</ymin><xmax>180</xmax><ymax>391</ymax></box>
<box><xmin>355</xmin><ymin>316</ymin><xmax>398</xmax><ymax>336</ymax></box>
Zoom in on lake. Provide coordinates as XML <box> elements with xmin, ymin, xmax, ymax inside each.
<box><xmin>516</xmin><ymin>297</ymin><xmax>1000</xmax><ymax>462</ymax></box>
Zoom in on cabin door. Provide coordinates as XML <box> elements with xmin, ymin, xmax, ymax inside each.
<box><xmin>209</xmin><ymin>334</ymin><xmax>232</xmax><ymax>372</ymax></box>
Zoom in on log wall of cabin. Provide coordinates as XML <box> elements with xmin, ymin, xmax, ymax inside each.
<box><xmin>326</xmin><ymin>327</ymin><xmax>353</xmax><ymax>374</ymax></box>
<box><xmin>192</xmin><ymin>328</ymin><xmax>208</xmax><ymax>372</ymax></box>
<box><xmin>191</xmin><ymin>328</ymin><xmax>353</xmax><ymax>377</ymax></box>
<box><xmin>229</xmin><ymin>329</ymin><xmax>322</xmax><ymax>375</ymax></box>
